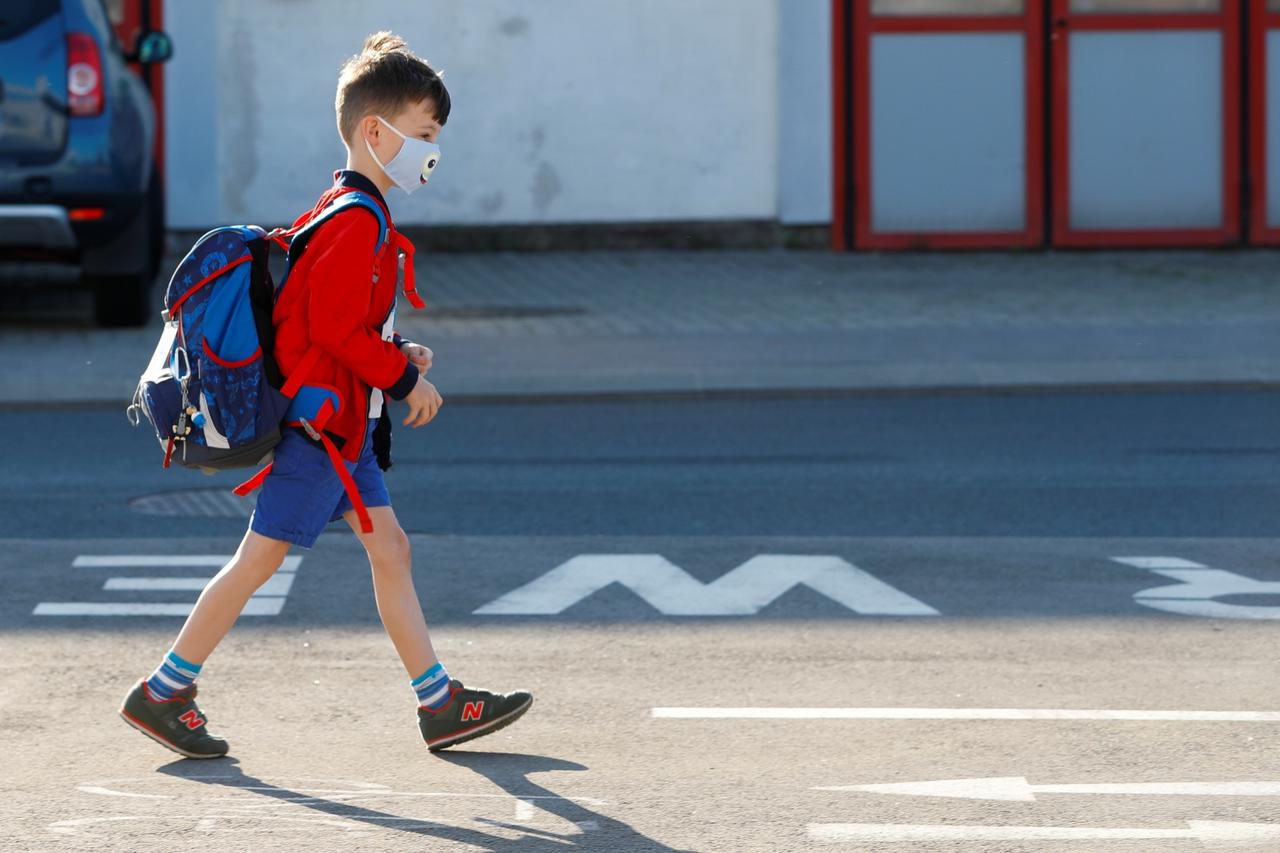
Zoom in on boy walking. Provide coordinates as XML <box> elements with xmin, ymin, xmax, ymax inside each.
<box><xmin>119</xmin><ymin>32</ymin><xmax>531</xmax><ymax>758</ymax></box>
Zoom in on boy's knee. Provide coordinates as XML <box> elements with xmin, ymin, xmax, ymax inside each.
<box><xmin>232</xmin><ymin>552</ymin><xmax>286</xmax><ymax>585</ymax></box>
<box><xmin>369</xmin><ymin>528</ymin><xmax>411</xmax><ymax>570</ymax></box>
<box><xmin>231</xmin><ymin>534</ymin><xmax>291</xmax><ymax>583</ymax></box>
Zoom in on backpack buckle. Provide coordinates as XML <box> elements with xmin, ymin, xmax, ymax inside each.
<box><xmin>298</xmin><ymin>417</ymin><xmax>322</xmax><ymax>442</ymax></box>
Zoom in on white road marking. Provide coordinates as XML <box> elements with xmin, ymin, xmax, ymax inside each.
<box><xmin>242</xmin><ymin>597</ymin><xmax>286</xmax><ymax>616</ymax></box>
<box><xmin>809</xmin><ymin>821</ymin><xmax>1280</xmax><ymax>844</ymax></box>
<box><xmin>49</xmin><ymin>816</ymin><xmax>140</xmax><ymax>835</ymax></box>
<box><xmin>104</xmin><ymin>573</ymin><xmax>295</xmax><ymax>596</ymax></box>
<box><xmin>1112</xmin><ymin>557</ymin><xmax>1207</xmax><ymax>570</ymax></box>
<box><xmin>74</xmin><ymin>555</ymin><xmax>302</xmax><ymax>572</ymax></box>
<box><xmin>35</xmin><ymin>601</ymin><xmax>287</xmax><ymax>616</ymax></box>
<box><xmin>64</xmin><ymin>777</ymin><xmax>609</xmax><ymax>837</ymax></box>
<box><xmin>77</xmin><ymin>777</ymin><xmax>608</xmax><ymax>806</ymax></box>
<box><xmin>36</xmin><ymin>603</ymin><xmax>198</xmax><ymax>616</ymax></box>
<box><xmin>653</xmin><ymin>707</ymin><xmax>1280</xmax><ymax>721</ymax></box>
<box><xmin>35</xmin><ymin>554</ymin><xmax>302</xmax><ymax>617</ymax></box>
<box><xmin>475</xmin><ymin>554</ymin><xmax>939</xmax><ymax>616</ymax></box>
<box><xmin>1113</xmin><ymin>556</ymin><xmax>1280</xmax><ymax>620</ymax></box>
<box><xmin>76</xmin><ymin>785</ymin><xmax>174</xmax><ymax>800</ymax></box>
<box><xmin>816</xmin><ymin>776</ymin><xmax>1280</xmax><ymax>801</ymax></box>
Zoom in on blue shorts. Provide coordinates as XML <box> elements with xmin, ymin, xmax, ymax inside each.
<box><xmin>249</xmin><ymin>419</ymin><xmax>391</xmax><ymax>548</ymax></box>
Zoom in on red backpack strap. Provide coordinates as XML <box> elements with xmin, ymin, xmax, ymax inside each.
<box><xmin>281</xmin><ymin>344</ymin><xmax>324</xmax><ymax>399</ymax></box>
<box><xmin>391</xmin><ymin>230</ymin><xmax>425</xmax><ymax>310</ymax></box>
<box><xmin>232</xmin><ymin>463</ymin><xmax>273</xmax><ymax>496</ymax></box>
<box><xmin>316</xmin><ymin>427</ymin><xmax>373</xmax><ymax>534</ymax></box>
<box><xmin>308</xmin><ymin>397</ymin><xmax>373</xmax><ymax>534</ymax></box>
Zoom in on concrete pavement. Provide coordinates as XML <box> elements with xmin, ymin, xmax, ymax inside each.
<box><xmin>5</xmin><ymin>535</ymin><xmax>1280</xmax><ymax>852</ymax></box>
<box><xmin>1</xmin><ymin>248</ymin><xmax>1277</xmax><ymax>405</ymax></box>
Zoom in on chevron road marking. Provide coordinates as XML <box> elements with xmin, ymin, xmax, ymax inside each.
<box><xmin>475</xmin><ymin>554</ymin><xmax>938</xmax><ymax>616</ymax></box>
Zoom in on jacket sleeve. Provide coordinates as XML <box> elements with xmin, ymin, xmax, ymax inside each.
<box><xmin>302</xmin><ymin>211</ymin><xmax>419</xmax><ymax>399</ymax></box>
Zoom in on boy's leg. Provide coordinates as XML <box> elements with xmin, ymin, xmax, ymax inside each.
<box><xmin>344</xmin><ymin>505</ymin><xmax>532</xmax><ymax>751</ymax></box>
<box><xmin>342</xmin><ymin>505</ymin><xmax>439</xmax><ymax>678</ymax></box>
<box><xmin>119</xmin><ymin>527</ymin><xmax>293</xmax><ymax>758</ymax></box>
<box><xmin>170</xmin><ymin>527</ymin><xmax>294</xmax><ymax>663</ymax></box>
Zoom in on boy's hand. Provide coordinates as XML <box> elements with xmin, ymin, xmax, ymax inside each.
<box><xmin>401</xmin><ymin>342</ymin><xmax>433</xmax><ymax>375</ymax></box>
<box><xmin>403</xmin><ymin>375</ymin><xmax>442</xmax><ymax>428</ymax></box>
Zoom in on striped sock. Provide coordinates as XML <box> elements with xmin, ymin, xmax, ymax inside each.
<box><xmin>412</xmin><ymin>662</ymin><xmax>452</xmax><ymax>710</ymax></box>
<box><xmin>144</xmin><ymin>649</ymin><xmax>202</xmax><ymax>702</ymax></box>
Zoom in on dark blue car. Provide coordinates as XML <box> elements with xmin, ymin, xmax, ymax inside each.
<box><xmin>0</xmin><ymin>0</ymin><xmax>171</xmax><ymax>326</ymax></box>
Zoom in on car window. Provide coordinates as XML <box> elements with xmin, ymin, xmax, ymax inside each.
<box><xmin>0</xmin><ymin>0</ymin><xmax>61</xmax><ymax>42</ymax></box>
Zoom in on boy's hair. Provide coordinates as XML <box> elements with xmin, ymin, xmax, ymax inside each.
<box><xmin>335</xmin><ymin>31</ymin><xmax>451</xmax><ymax>146</ymax></box>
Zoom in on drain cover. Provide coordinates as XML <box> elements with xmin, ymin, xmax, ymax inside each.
<box><xmin>130</xmin><ymin>488</ymin><xmax>254</xmax><ymax>518</ymax></box>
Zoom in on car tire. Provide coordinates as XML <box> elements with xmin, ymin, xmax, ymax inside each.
<box><xmin>146</xmin><ymin>162</ymin><xmax>166</xmax><ymax>280</ymax></box>
<box><xmin>89</xmin><ymin>167</ymin><xmax>161</xmax><ymax>329</ymax></box>
<box><xmin>91</xmin><ymin>269</ymin><xmax>154</xmax><ymax>328</ymax></box>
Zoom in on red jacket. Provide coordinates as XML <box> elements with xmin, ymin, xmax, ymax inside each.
<box><xmin>272</xmin><ymin>170</ymin><xmax>421</xmax><ymax>463</ymax></box>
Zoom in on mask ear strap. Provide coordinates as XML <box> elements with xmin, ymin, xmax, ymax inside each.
<box><xmin>375</xmin><ymin>115</ymin><xmax>405</xmax><ymax>139</ymax></box>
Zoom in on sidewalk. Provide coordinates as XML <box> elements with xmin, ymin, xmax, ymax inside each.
<box><xmin>2</xmin><ymin>248</ymin><xmax>1277</xmax><ymax>405</ymax></box>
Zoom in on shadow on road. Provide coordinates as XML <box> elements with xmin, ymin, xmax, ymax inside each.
<box><xmin>158</xmin><ymin>752</ymin><xmax>693</xmax><ymax>852</ymax></box>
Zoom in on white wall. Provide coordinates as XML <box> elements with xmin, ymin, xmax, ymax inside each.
<box><xmin>778</xmin><ymin>0</ymin><xmax>832</xmax><ymax>225</ymax></box>
<box><xmin>164</xmin><ymin>0</ymin><xmax>832</xmax><ymax>231</ymax></box>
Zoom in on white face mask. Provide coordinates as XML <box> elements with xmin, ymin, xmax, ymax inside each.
<box><xmin>365</xmin><ymin>115</ymin><xmax>441</xmax><ymax>195</ymax></box>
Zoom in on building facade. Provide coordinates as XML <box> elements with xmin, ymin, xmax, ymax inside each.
<box><xmin>131</xmin><ymin>1</ymin><xmax>1279</xmax><ymax>249</ymax></box>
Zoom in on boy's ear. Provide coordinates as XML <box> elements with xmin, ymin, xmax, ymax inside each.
<box><xmin>354</xmin><ymin>114</ymin><xmax>382</xmax><ymax>148</ymax></box>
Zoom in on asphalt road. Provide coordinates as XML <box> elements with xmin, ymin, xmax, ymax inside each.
<box><xmin>1</xmin><ymin>390</ymin><xmax>1278</xmax><ymax>539</ymax></box>
<box><xmin>2</xmin><ymin>390</ymin><xmax>1279</xmax><ymax>852</ymax></box>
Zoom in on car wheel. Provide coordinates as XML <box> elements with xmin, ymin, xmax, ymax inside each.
<box><xmin>89</xmin><ymin>168</ymin><xmax>160</xmax><ymax>328</ymax></box>
<box><xmin>92</xmin><ymin>269</ymin><xmax>154</xmax><ymax>328</ymax></box>
<box><xmin>146</xmin><ymin>161</ymin><xmax>165</xmax><ymax>279</ymax></box>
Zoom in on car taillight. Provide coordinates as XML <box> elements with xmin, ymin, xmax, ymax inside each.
<box><xmin>67</xmin><ymin>33</ymin><xmax>104</xmax><ymax>117</ymax></box>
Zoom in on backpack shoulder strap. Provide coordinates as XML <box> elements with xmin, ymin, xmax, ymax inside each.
<box><xmin>278</xmin><ymin>189</ymin><xmax>390</xmax><ymax>287</ymax></box>
<box><xmin>292</xmin><ymin>189</ymin><xmax>389</xmax><ymax>255</ymax></box>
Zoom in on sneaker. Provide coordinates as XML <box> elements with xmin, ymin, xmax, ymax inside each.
<box><xmin>119</xmin><ymin>679</ymin><xmax>229</xmax><ymax>759</ymax></box>
<box><xmin>418</xmin><ymin>679</ymin><xmax>533</xmax><ymax>752</ymax></box>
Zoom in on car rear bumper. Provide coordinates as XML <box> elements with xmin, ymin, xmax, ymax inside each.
<box><xmin>0</xmin><ymin>205</ymin><xmax>77</xmax><ymax>249</ymax></box>
<box><xmin>0</xmin><ymin>195</ymin><xmax>147</xmax><ymax>256</ymax></box>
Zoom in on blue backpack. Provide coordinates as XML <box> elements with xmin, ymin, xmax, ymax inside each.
<box><xmin>126</xmin><ymin>190</ymin><xmax>390</xmax><ymax>475</ymax></box>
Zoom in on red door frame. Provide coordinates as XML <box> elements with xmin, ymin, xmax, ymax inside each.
<box><xmin>112</xmin><ymin>0</ymin><xmax>166</xmax><ymax>179</ymax></box>
<box><xmin>842</xmin><ymin>2</ymin><xmax>1045</xmax><ymax>251</ymax></box>
<box><xmin>1050</xmin><ymin>1</ymin><xmax>1240</xmax><ymax>247</ymax></box>
<box><xmin>832</xmin><ymin>0</ymin><xmax>849</xmax><ymax>250</ymax></box>
<box><xmin>1250</xmin><ymin>0</ymin><xmax>1280</xmax><ymax>244</ymax></box>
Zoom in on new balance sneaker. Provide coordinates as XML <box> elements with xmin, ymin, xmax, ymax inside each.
<box><xmin>418</xmin><ymin>680</ymin><xmax>533</xmax><ymax>752</ymax></box>
<box><xmin>119</xmin><ymin>679</ymin><xmax>229</xmax><ymax>759</ymax></box>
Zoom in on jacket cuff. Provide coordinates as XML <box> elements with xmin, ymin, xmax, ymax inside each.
<box><xmin>385</xmin><ymin>361</ymin><xmax>419</xmax><ymax>401</ymax></box>
<box><xmin>392</xmin><ymin>332</ymin><xmax>406</xmax><ymax>350</ymax></box>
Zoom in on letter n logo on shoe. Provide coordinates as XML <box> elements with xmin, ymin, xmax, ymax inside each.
<box><xmin>178</xmin><ymin>710</ymin><xmax>203</xmax><ymax>730</ymax></box>
<box><xmin>461</xmin><ymin>701</ymin><xmax>484</xmax><ymax>722</ymax></box>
